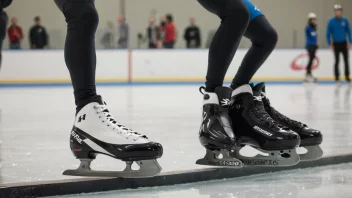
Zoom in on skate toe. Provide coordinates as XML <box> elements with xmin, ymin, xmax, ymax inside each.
<box><xmin>300</xmin><ymin>129</ymin><xmax>322</xmax><ymax>146</ymax></box>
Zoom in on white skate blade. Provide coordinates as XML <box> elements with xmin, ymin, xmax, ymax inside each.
<box><xmin>297</xmin><ymin>145</ymin><xmax>323</xmax><ymax>161</ymax></box>
<box><xmin>196</xmin><ymin>149</ymin><xmax>243</xmax><ymax>168</ymax></box>
<box><xmin>231</xmin><ymin>147</ymin><xmax>300</xmax><ymax>167</ymax></box>
<box><xmin>63</xmin><ymin>159</ymin><xmax>162</xmax><ymax>178</ymax></box>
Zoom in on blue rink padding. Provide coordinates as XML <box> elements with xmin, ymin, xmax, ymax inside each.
<box><xmin>0</xmin><ymin>80</ymin><xmax>343</xmax><ymax>88</ymax></box>
<box><xmin>0</xmin><ymin>153</ymin><xmax>352</xmax><ymax>198</ymax></box>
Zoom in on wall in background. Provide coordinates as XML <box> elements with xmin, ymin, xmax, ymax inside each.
<box><xmin>4</xmin><ymin>0</ymin><xmax>351</xmax><ymax>49</ymax></box>
<box><xmin>0</xmin><ymin>49</ymin><xmax>349</xmax><ymax>85</ymax></box>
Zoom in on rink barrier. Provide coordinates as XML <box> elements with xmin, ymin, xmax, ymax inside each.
<box><xmin>1</xmin><ymin>153</ymin><xmax>352</xmax><ymax>198</ymax></box>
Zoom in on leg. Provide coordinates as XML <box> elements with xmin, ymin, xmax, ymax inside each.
<box><xmin>231</xmin><ymin>15</ymin><xmax>278</xmax><ymax>88</ymax></box>
<box><xmin>197</xmin><ymin>0</ymin><xmax>250</xmax><ymax>92</ymax></box>
<box><xmin>55</xmin><ymin>0</ymin><xmax>99</xmax><ymax>110</ymax></box>
<box><xmin>342</xmin><ymin>44</ymin><xmax>350</xmax><ymax>82</ymax></box>
<box><xmin>306</xmin><ymin>46</ymin><xmax>316</xmax><ymax>75</ymax></box>
<box><xmin>334</xmin><ymin>44</ymin><xmax>340</xmax><ymax>81</ymax></box>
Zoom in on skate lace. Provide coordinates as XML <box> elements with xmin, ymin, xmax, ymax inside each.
<box><xmin>251</xmin><ymin>108</ymin><xmax>287</xmax><ymax>130</ymax></box>
<box><xmin>271</xmin><ymin>107</ymin><xmax>306</xmax><ymax>129</ymax></box>
<box><xmin>94</xmin><ymin>104</ymin><xmax>147</xmax><ymax>141</ymax></box>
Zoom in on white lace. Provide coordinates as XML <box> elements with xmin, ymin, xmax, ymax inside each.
<box><xmin>94</xmin><ymin>104</ymin><xmax>146</xmax><ymax>141</ymax></box>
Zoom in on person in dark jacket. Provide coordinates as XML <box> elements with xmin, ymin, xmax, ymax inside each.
<box><xmin>326</xmin><ymin>4</ymin><xmax>352</xmax><ymax>83</ymax></box>
<box><xmin>305</xmin><ymin>13</ymin><xmax>318</xmax><ymax>83</ymax></box>
<box><xmin>146</xmin><ymin>16</ymin><xmax>161</xmax><ymax>49</ymax></box>
<box><xmin>29</xmin><ymin>16</ymin><xmax>48</xmax><ymax>49</ymax></box>
<box><xmin>184</xmin><ymin>17</ymin><xmax>201</xmax><ymax>48</ymax></box>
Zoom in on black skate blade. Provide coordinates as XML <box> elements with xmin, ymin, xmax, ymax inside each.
<box><xmin>231</xmin><ymin>148</ymin><xmax>300</xmax><ymax>167</ymax></box>
<box><xmin>63</xmin><ymin>160</ymin><xmax>162</xmax><ymax>178</ymax></box>
<box><xmin>298</xmin><ymin>145</ymin><xmax>323</xmax><ymax>161</ymax></box>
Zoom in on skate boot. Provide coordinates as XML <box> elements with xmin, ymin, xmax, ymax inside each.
<box><xmin>196</xmin><ymin>86</ymin><xmax>243</xmax><ymax>168</ymax></box>
<box><xmin>229</xmin><ymin>84</ymin><xmax>300</xmax><ymax>166</ymax></box>
<box><xmin>257</xmin><ymin>82</ymin><xmax>323</xmax><ymax>161</ymax></box>
<box><xmin>304</xmin><ymin>74</ymin><xmax>317</xmax><ymax>83</ymax></box>
<box><xmin>63</xmin><ymin>97</ymin><xmax>163</xmax><ymax>178</ymax></box>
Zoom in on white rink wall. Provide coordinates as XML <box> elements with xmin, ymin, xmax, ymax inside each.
<box><xmin>0</xmin><ymin>49</ymin><xmax>350</xmax><ymax>85</ymax></box>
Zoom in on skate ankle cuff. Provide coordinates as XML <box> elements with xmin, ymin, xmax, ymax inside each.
<box><xmin>231</xmin><ymin>84</ymin><xmax>253</xmax><ymax>97</ymax></box>
<box><xmin>203</xmin><ymin>92</ymin><xmax>219</xmax><ymax>105</ymax></box>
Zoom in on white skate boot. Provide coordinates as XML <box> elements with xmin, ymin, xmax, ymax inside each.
<box><xmin>63</xmin><ymin>100</ymin><xmax>163</xmax><ymax>178</ymax></box>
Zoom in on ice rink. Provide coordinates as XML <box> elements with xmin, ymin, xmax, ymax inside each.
<box><xmin>1</xmin><ymin>83</ymin><xmax>352</xmax><ymax>197</ymax></box>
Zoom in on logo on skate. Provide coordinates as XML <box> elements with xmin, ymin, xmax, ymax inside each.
<box><xmin>253</xmin><ymin>126</ymin><xmax>273</xmax><ymax>136</ymax></box>
<box><xmin>78</xmin><ymin>114</ymin><xmax>86</xmax><ymax>123</ymax></box>
<box><xmin>220</xmin><ymin>99</ymin><xmax>230</xmax><ymax>107</ymax></box>
<box><xmin>242</xmin><ymin>159</ymin><xmax>278</xmax><ymax>166</ymax></box>
<box><xmin>71</xmin><ymin>131</ymin><xmax>83</xmax><ymax>144</ymax></box>
<box><xmin>253</xmin><ymin>96</ymin><xmax>263</xmax><ymax>101</ymax></box>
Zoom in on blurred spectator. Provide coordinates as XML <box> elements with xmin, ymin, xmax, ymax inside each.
<box><xmin>101</xmin><ymin>21</ymin><xmax>114</xmax><ymax>49</ymax></box>
<box><xmin>163</xmin><ymin>14</ymin><xmax>176</xmax><ymax>49</ymax></box>
<box><xmin>7</xmin><ymin>17</ymin><xmax>23</xmax><ymax>49</ymax></box>
<box><xmin>184</xmin><ymin>17</ymin><xmax>201</xmax><ymax>48</ymax></box>
<box><xmin>146</xmin><ymin>16</ymin><xmax>161</xmax><ymax>49</ymax></box>
<box><xmin>305</xmin><ymin>13</ymin><xmax>318</xmax><ymax>82</ymax></box>
<box><xmin>116</xmin><ymin>14</ymin><xmax>129</xmax><ymax>49</ymax></box>
<box><xmin>326</xmin><ymin>4</ymin><xmax>352</xmax><ymax>83</ymax></box>
<box><xmin>29</xmin><ymin>16</ymin><xmax>48</xmax><ymax>49</ymax></box>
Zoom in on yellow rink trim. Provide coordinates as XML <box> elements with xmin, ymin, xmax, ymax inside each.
<box><xmin>0</xmin><ymin>76</ymin><xmax>351</xmax><ymax>84</ymax></box>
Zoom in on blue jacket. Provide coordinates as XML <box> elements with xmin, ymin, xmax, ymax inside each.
<box><xmin>306</xmin><ymin>25</ymin><xmax>317</xmax><ymax>46</ymax></box>
<box><xmin>243</xmin><ymin>0</ymin><xmax>263</xmax><ymax>20</ymax></box>
<box><xmin>326</xmin><ymin>17</ymin><xmax>352</xmax><ymax>45</ymax></box>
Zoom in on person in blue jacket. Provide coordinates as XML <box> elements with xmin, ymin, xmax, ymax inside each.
<box><xmin>326</xmin><ymin>4</ymin><xmax>352</xmax><ymax>83</ymax></box>
<box><xmin>305</xmin><ymin>13</ymin><xmax>318</xmax><ymax>83</ymax></box>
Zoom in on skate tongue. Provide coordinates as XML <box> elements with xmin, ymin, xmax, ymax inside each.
<box><xmin>250</xmin><ymin>83</ymin><xmax>266</xmax><ymax>109</ymax></box>
<box><xmin>214</xmin><ymin>87</ymin><xmax>233</xmax><ymax>108</ymax></box>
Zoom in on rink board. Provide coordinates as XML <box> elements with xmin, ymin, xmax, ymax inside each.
<box><xmin>1</xmin><ymin>153</ymin><xmax>352</xmax><ymax>198</ymax></box>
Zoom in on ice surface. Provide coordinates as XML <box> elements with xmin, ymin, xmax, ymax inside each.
<box><xmin>1</xmin><ymin>84</ymin><xmax>352</xmax><ymax>184</ymax></box>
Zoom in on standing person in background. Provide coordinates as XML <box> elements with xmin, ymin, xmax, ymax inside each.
<box><xmin>29</xmin><ymin>16</ymin><xmax>48</xmax><ymax>49</ymax></box>
<box><xmin>117</xmin><ymin>14</ymin><xmax>129</xmax><ymax>49</ymax></box>
<box><xmin>7</xmin><ymin>17</ymin><xmax>23</xmax><ymax>49</ymax></box>
<box><xmin>326</xmin><ymin>4</ymin><xmax>352</xmax><ymax>84</ymax></box>
<box><xmin>146</xmin><ymin>16</ymin><xmax>161</xmax><ymax>49</ymax></box>
<box><xmin>101</xmin><ymin>21</ymin><xmax>114</xmax><ymax>49</ymax></box>
<box><xmin>163</xmin><ymin>14</ymin><xmax>176</xmax><ymax>49</ymax></box>
<box><xmin>0</xmin><ymin>6</ymin><xmax>8</xmax><ymax>70</ymax></box>
<box><xmin>184</xmin><ymin>17</ymin><xmax>201</xmax><ymax>48</ymax></box>
<box><xmin>305</xmin><ymin>13</ymin><xmax>318</xmax><ymax>83</ymax></box>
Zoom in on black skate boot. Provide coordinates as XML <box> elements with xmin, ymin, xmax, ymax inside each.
<box><xmin>196</xmin><ymin>86</ymin><xmax>243</xmax><ymax>168</ymax></box>
<box><xmin>258</xmin><ymin>82</ymin><xmax>323</xmax><ymax>161</ymax></box>
<box><xmin>229</xmin><ymin>84</ymin><xmax>300</xmax><ymax>166</ymax></box>
<box><xmin>63</xmin><ymin>96</ymin><xmax>163</xmax><ymax>178</ymax></box>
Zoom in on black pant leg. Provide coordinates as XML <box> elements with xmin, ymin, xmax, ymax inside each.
<box><xmin>341</xmin><ymin>44</ymin><xmax>350</xmax><ymax>81</ymax></box>
<box><xmin>197</xmin><ymin>0</ymin><xmax>250</xmax><ymax>92</ymax></box>
<box><xmin>231</xmin><ymin>16</ymin><xmax>277</xmax><ymax>88</ymax></box>
<box><xmin>334</xmin><ymin>44</ymin><xmax>341</xmax><ymax>81</ymax></box>
<box><xmin>306</xmin><ymin>46</ymin><xmax>317</xmax><ymax>75</ymax></box>
<box><xmin>54</xmin><ymin>0</ymin><xmax>99</xmax><ymax>108</ymax></box>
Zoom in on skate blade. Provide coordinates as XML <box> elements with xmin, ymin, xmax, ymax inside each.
<box><xmin>298</xmin><ymin>145</ymin><xmax>323</xmax><ymax>161</ymax></box>
<box><xmin>196</xmin><ymin>149</ymin><xmax>243</xmax><ymax>168</ymax></box>
<box><xmin>231</xmin><ymin>148</ymin><xmax>300</xmax><ymax>167</ymax></box>
<box><xmin>63</xmin><ymin>159</ymin><xmax>162</xmax><ymax>178</ymax></box>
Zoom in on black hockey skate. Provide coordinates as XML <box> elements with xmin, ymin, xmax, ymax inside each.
<box><xmin>196</xmin><ymin>87</ymin><xmax>243</xmax><ymax>168</ymax></box>
<box><xmin>229</xmin><ymin>84</ymin><xmax>300</xmax><ymax>166</ymax></box>
<box><xmin>63</xmin><ymin>98</ymin><xmax>163</xmax><ymax>178</ymax></box>
<box><xmin>258</xmin><ymin>82</ymin><xmax>323</xmax><ymax>161</ymax></box>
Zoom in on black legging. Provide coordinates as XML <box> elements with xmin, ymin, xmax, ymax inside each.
<box><xmin>198</xmin><ymin>0</ymin><xmax>250</xmax><ymax>92</ymax></box>
<box><xmin>306</xmin><ymin>45</ymin><xmax>317</xmax><ymax>75</ymax></box>
<box><xmin>0</xmin><ymin>11</ymin><xmax>7</xmax><ymax>71</ymax></box>
<box><xmin>333</xmin><ymin>41</ymin><xmax>350</xmax><ymax>81</ymax></box>
<box><xmin>231</xmin><ymin>15</ymin><xmax>278</xmax><ymax>88</ymax></box>
<box><xmin>197</xmin><ymin>0</ymin><xmax>277</xmax><ymax>91</ymax></box>
<box><xmin>54</xmin><ymin>0</ymin><xmax>99</xmax><ymax>109</ymax></box>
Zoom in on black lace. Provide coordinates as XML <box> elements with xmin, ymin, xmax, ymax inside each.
<box><xmin>251</xmin><ymin>108</ymin><xmax>286</xmax><ymax>130</ymax></box>
<box><xmin>102</xmin><ymin>109</ymin><xmax>147</xmax><ymax>138</ymax></box>
<box><xmin>270</xmin><ymin>107</ymin><xmax>306</xmax><ymax>129</ymax></box>
<box><xmin>264</xmin><ymin>98</ymin><xmax>306</xmax><ymax>129</ymax></box>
